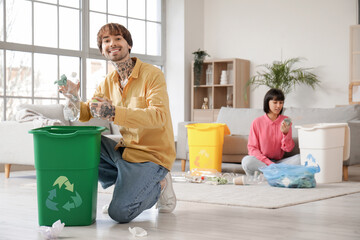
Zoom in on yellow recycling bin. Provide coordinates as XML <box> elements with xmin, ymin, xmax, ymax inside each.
<box><xmin>186</xmin><ymin>123</ymin><xmax>230</xmax><ymax>172</ymax></box>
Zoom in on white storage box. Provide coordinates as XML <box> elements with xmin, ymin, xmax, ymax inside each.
<box><xmin>295</xmin><ymin>123</ymin><xmax>350</xmax><ymax>184</ymax></box>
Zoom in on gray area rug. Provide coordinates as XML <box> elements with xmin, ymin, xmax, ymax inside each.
<box><xmin>170</xmin><ymin>181</ymin><xmax>360</xmax><ymax>209</ymax></box>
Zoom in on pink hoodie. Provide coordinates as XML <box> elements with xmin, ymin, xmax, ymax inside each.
<box><xmin>247</xmin><ymin>114</ymin><xmax>295</xmax><ymax>165</ymax></box>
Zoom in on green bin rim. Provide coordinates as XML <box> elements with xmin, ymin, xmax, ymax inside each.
<box><xmin>29</xmin><ymin>126</ymin><xmax>107</xmax><ymax>138</ymax></box>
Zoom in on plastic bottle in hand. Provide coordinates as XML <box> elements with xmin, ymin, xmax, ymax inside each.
<box><xmin>90</xmin><ymin>98</ymin><xmax>100</xmax><ymax>118</ymax></box>
<box><xmin>55</xmin><ymin>74</ymin><xmax>80</xmax><ymax>122</ymax></box>
<box><xmin>233</xmin><ymin>171</ymin><xmax>265</xmax><ymax>185</ymax></box>
<box><xmin>63</xmin><ymin>99</ymin><xmax>80</xmax><ymax>122</ymax></box>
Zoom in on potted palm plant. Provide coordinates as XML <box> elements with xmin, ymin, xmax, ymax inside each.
<box><xmin>248</xmin><ymin>57</ymin><xmax>320</xmax><ymax>95</ymax></box>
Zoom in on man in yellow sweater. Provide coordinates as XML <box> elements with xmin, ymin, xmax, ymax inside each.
<box><xmin>59</xmin><ymin>23</ymin><xmax>176</xmax><ymax>223</ymax></box>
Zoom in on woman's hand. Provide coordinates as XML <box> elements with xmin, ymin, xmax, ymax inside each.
<box><xmin>280</xmin><ymin>120</ymin><xmax>291</xmax><ymax>134</ymax></box>
<box><xmin>90</xmin><ymin>97</ymin><xmax>115</xmax><ymax>121</ymax></box>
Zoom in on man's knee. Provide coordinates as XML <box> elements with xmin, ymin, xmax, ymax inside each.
<box><xmin>108</xmin><ymin>206</ymin><xmax>132</xmax><ymax>223</ymax></box>
<box><xmin>108</xmin><ymin>203</ymin><xmax>140</xmax><ymax>223</ymax></box>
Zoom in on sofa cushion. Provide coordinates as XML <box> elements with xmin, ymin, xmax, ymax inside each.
<box><xmin>110</xmin><ymin>122</ymin><xmax>120</xmax><ymax>134</ymax></box>
<box><xmin>71</xmin><ymin>117</ymin><xmax>111</xmax><ymax>135</ymax></box>
<box><xmin>284</xmin><ymin>104</ymin><xmax>360</xmax><ymax>137</ymax></box>
<box><xmin>104</xmin><ymin>134</ymin><xmax>122</xmax><ymax>143</ymax></box>
<box><xmin>284</xmin><ymin>105</ymin><xmax>360</xmax><ymax>124</ymax></box>
<box><xmin>216</xmin><ymin>107</ymin><xmax>263</xmax><ymax>135</ymax></box>
<box><xmin>18</xmin><ymin>104</ymin><xmax>70</xmax><ymax>125</ymax></box>
<box><xmin>222</xmin><ymin>135</ymin><xmax>248</xmax><ymax>155</ymax></box>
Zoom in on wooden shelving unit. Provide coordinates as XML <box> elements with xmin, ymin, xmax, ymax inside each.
<box><xmin>191</xmin><ymin>58</ymin><xmax>250</xmax><ymax>122</ymax></box>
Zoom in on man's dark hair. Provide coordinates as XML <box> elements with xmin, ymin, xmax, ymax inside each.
<box><xmin>97</xmin><ymin>23</ymin><xmax>133</xmax><ymax>54</ymax></box>
<box><xmin>263</xmin><ymin>88</ymin><xmax>285</xmax><ymax>114</ymax></box>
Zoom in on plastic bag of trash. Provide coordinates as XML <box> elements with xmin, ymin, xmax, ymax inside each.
<box><xmin>259</xmin><ymin>154</ymin><xmax>320</xmax><ymax>188</ymax></box>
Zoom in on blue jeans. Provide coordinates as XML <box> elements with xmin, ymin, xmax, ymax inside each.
<box><xmin>98</xmin><ymin>136</ymin><xmax>168</xmax><ymax>223</ymax></box>
<box><xmin>242</xmin><ymin>154</ymin><xmax>301</xmax><ymax>176</ymax></box>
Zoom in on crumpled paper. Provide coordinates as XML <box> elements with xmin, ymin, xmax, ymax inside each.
<box><xmin>39</xmin><ymin>220</ymin><xmax>65</xmax><ymax>239</ymax></box>
<box><xmin>129</xmin><ymin>227</ymin><xmax>147</xmax><ymax>237</ymax></box>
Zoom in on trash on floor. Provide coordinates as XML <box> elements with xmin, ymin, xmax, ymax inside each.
<box><xmin>102</xmin><ymin>204</ymin><xmax>109</xmax><ymax>214</ymax></box>
<box><xmin>38</xmin><ymin>219</ymin><xmax>65</xmax><ymax>239</ymax></box>
<box><xmin>260</xmin><ymin>154</ymin><xmax>320</xmax><ymax>188</ymax></box>
<box><xmin>129</xmin><ymin>226</ymin><xmax>147</xmax><ymax>237</ymax></box>
<box><xmin>172</xmin><ymin>168</ymin><xmax>256</xmax><ymax>185</ymax></box>
<box><xmin>233</xmin><ymin>171</ymin><xmax>265</xmax><ymax>185</ymax></box>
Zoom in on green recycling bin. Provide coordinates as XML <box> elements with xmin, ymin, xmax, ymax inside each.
<box><xmin>29</xmin><ymin>126</ymin><xmax>106</xmax><ymax>226</ymax></box>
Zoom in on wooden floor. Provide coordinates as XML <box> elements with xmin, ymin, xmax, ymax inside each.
<box><xmin>1</xmin><ymin>162</ymin><xmax>360</xmax><ymax>240</ymax></box>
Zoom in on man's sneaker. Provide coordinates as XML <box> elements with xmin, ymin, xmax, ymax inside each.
<box><xmin>156</xmin><ymin>172</ymin><xmax>176</xmax><ymax>213</ymax></box>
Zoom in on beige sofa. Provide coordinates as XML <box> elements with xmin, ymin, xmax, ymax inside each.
<box><xmin>0</xmin><ymin>104</ymin><xmax>121</xmax><ymax>178</ymax></box>
<box><xmin>177</xmin><ymin>105</ymin><xmax>360</xmax><ymax>180</ymax></box>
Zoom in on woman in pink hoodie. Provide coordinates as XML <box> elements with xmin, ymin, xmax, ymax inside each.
<box><xmin>242</xmin><ymin>88</ymin><xmax>300</xmax><ymax>176</ymax></box>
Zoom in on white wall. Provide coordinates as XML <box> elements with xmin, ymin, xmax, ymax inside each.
<box><xmin>166</xmin><ymin>0</ymin><xmax>204</xmax><ymax>134</ymax></box>
<box><xmin>203</xmin><ymin>0</ymin><xmax>357</xmax><ymax>108</ymax></box>
<box><xmin>166</xmin><ymin>0</ymin><xmax>185</xmax><ymax>135</ymax></box>
<box><xmin>166</xmin><ymin>0</ymin><xmax>358</xmax><ymax>135</ymax></box>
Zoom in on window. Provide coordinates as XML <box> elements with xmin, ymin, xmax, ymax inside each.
<box><xmin>0</xmin><ymin>0</ymin><xmax>165</xmax><ymax>120</ymax></box>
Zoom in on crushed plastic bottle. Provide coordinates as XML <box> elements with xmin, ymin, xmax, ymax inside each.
<box><xmin>184</xmin><ymin>168</ymin><xmax>221</xmax><ymax>183</ymax></box>
<box><xmin>233</xmin><ymin>171</ymin><xmax>265</xmax><ymax>185</ymax></box>
<box><xmin>90</xmin><ymin>98</ymin><xmax>101</xmax><ymax>118</ymax></box>
<box><xmin>171</xmin><ymin>172</ymin><xmax>188</xmax><ymax>183</ymax></box>
<box><xmin>63</xmin><ymin>99</ymin><xmax>80</xmax><ymax>122</ymax></box>
<box><xmin>55</xmin><ymin>74</ymin><xmax>80</xmax><ymax>122</ymax></box>
<box><xmin>183</xmin><ymin>169</ymin><xmax>242</xmax><ymax>185</ymax></box>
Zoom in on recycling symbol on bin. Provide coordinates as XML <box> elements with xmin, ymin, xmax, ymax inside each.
<box><xmin>46</xmin><ymin>176</ymin><xmax>83</xmax><ymax>212</ymax></box>
<box><xmin>194</xmin><ymin>149</ymin><xmax>211</xmax><ymax>167</ymax></box>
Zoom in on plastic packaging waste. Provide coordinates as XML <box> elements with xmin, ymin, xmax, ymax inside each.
<box><xmin>173</xmin><ymin>168</ymin><xmax>266</xmax><ymax>186</ymax></box>
<box><xmin>38</xmin><ymin>219</ymin><xmax>65</xmax><ymax>239</ymax></box>
<box><xmin>63</xmin><ymin>100</ymin><xmax>80</xmax><ymax>122</ymax></box>
<box><xmin>259</xmin><ymin>154</ymin><xmax>320</xmax><ymax>188</ymax></box>
<box><xmin>102</xmin><ymin>204</ymin><xmax>109</xmax><ymax>214</ymax></box>
<box><xmin>233</xmin><ymin>171</ymin><xmax>265</xmax><ymax>185</ymax></box>
<box><xmin>181</xmin><ymin>168</ymin><xmax>243</xmax><ymax>185</ymax></box>
<box><xmin>185</xmin><ymin>168</ymin><xmax>224</xmax><ymax>184</ymax></box>
<box><xmin>55</xmin><ymin>74</ymin><xmax>80</xmax><ymax>122</ymax></box>
<box><xmin>129</xmin><ymin>227</ymin><xmax>147</xmax><ymax>237</ymax></box>
<box><xmin>171</xmin><ymin>172</ymin><xmax>188</xmax><ymax>183</ymax></box>
<box><xmin>90</xmin><ymin>98</ymin><xmax>101</xmax><ymax>118</ymax></box>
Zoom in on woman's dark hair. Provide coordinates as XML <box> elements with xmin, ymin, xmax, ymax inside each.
<box><xmin>97</xmin><ymin>23</ymin><xmax>133</xmax><ymax>54</ymax></box>
<box><xmin>263</xmin><ymin>88</ymin><xmax>285</xmax><ymax>114</ymax></box>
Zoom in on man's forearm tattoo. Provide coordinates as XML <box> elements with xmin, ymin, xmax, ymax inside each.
<box><xmin>99</xmin><ymin>104</ymin><xmax>115</xmax><ymax>120</ymax></box>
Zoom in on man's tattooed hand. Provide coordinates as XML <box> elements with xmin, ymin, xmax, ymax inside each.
<box><xmin>90</xmin><ymin>98</ymin><xmax>115</xmax><ymax>121</ymax></box>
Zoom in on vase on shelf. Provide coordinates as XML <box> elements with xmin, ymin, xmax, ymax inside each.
<box><xmin>220</xmin><ymin>70</ymin><xmax>228</xmax><ymax>85</ymax></box>
<box><xmin>206</xmin><ymin>65</ymin><xmax>213</xmax><ymax>85</ymax></box>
